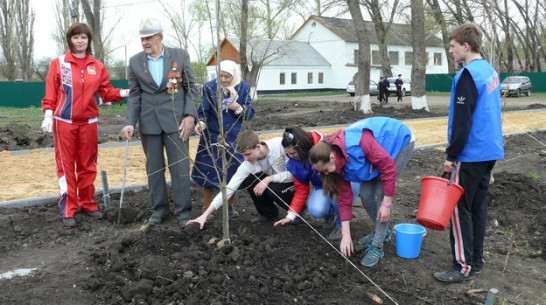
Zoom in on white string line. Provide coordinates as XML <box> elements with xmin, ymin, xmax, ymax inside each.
<box><xmin>219</xmin><ymin>148</ymin><xmax>400</xmax><ymax>305</ymax></box>
<box><xmin>141</xmin><ymin>140</ymin><xmax>398</xmax><ymax>303</ymax></box>
<box><xmin>502</xmin><ymin>116</ymin><xmax>546</xmax><ymax>148</ymax></box>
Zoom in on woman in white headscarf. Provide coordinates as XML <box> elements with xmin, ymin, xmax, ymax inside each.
<box><xmin>192</xmin><ymin>60</ymin><xmax>255</xmax><ymax>217</ymax></box>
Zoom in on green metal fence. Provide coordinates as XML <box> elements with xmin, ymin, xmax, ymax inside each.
<box><xmin>426</xmin><ymin>72</ymin><xmax>546</xmax><ymax>93</ymax></box>
<box><xmin>0</xmin><ymin>73</ymin><xmax>544</xmax><ymax>108</ymax></box>
<box><xmin>0</xmin><ymin>79</ymin><xmax>129</xmax><ymax>108</ymax></box>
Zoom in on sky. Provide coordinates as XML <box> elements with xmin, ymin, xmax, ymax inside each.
<box><xmin>32</xmin><ymin>0</ymin><xmax>177</xmax><ymax>62</ymax></box>
<box><xmin>31</xmin><ymin>0</ymin><xmax>315</xmax><ymax>64</ymax></box>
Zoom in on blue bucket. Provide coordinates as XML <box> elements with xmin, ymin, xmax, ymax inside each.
<box><xmin>394</xmin><ymin>223</ymin><xmax>427</xmax><ymax>259</ymax></box>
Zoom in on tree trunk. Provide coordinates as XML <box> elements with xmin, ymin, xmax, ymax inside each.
<box><xmin>426</xmin><ymin>0</ymin><xmax>455</xmax><ymax>73</ymax></box>
<box><xmin>410</xmin><ymin>0</ymin><xmax>429</xmax><ymax>111</ymax></box>
<box><xmin>240</xmin><ymin>0</ymin><xmax>249</xmax><ymax>80</ymax></box>
<box><xmin>347</xmin><ymin>0</ymin><xmax>372</xmax><ymax>114</ymax></box>
<box><xmin>15</xmin><ymin>0</ymin><xmax>34</xmax><ymax>81</ymax></box>
<box><xmin>81</xmin><ymin>0</ymin><xmax>104</xmax><ymax>62</ymax></box>
<box><xmin>366</xmin><ymin>0</ymin><xmax>392</xmax><ymax>78</ymax></box>
<box><xmin>0</xmin><ymin>0</ymin><xmax>17</xmax><ymax>81</ymax></box>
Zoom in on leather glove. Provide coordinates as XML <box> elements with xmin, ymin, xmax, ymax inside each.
<box><xmin>41</xmin><ymin>110</ymin><xmax>53</xmax><ymax>133</ymax></box>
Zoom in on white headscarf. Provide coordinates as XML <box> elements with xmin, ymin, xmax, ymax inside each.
<box><xmin>220</xmin><ymin>60</ymin><xmax>242</xmax><ymax>100</ymax></box>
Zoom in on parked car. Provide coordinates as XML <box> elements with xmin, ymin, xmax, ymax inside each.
<box><xmin>500</xmin><ymin>76</ymin><xmax>532</xmax><ymax>97</ymax></box>
<box><xmin>387</xmin><ymin>77</ymin><xmax>411</xmax><ymax>96</ymax></box>
<box><xmin>346</xmin><ymin>80</ymin><xmax>379</xmax><ymax>96</ymax></box>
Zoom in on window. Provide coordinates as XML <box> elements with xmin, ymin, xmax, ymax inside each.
<box><xmin>280</xmin><ymin>73</ymin><xmax>285</xmax><ymax>85</ymax></box>
<box><xmin>389</xmin><ymin>51</ymin><xmax>399</xmax><ymax>65</ymax></box>
<box><xmin>405</xmin><ymin>52</ymin><xmax>413</xmax><ymax>65</ymax></box>
<box><xmin>434</xmin><ymin>52</ymin><xmax>442</xmax><ymax>65</ymax></box>
<box><xmin>318</xmin><ymin>72</ymin><xmax>324</xmax><ymax>84</ymax></box>
<box><xmin>291</xmin><ymin>73</ymin><xmax>297</xmax><ymax>85</ymax></box>
<box><xmin>308</xmin><ymin>72</ymin><xmax>313</xmax><ymax>84</ymax></box>
<box><xmin>372</xmin><ymin>50</ymin><xmax>381</xmax><ymax>65</ymax></box>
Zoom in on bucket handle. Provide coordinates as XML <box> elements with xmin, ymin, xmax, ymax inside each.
<box><xmin>441</xmin><ymin>163</ymin><xmax>458</xmax><ymax>186</ymax></box>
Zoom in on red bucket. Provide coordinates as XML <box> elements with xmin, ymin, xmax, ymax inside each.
<box><xmin>416</xmin><ymin>176</ymin><xmax>464</xmax><ymax>231</ymax></box>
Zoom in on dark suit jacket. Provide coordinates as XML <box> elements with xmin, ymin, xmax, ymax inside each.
<box><xmin>126</xmin><ymin>46</ymin><xmax>197</xmax><ymax>135</ymax></box>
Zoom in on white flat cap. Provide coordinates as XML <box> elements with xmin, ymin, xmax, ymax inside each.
<box><xmin>139</xmin><ymin>18</ymin><xmax>163</xmax><ymax>38</ymax></box>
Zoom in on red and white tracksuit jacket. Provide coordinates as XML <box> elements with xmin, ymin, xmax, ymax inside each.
<box><xmin>42</xmin><ymin>51</ymin><xmax>126</xmax><ymax>218</ymax></box>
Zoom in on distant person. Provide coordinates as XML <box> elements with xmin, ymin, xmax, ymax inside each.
<box><xmin>377</xmin><ymin>76</ymin><xmax>385</xmax><ymax>103</ymax></box>
<box><xmin>310</xmin><ymin>117</ymin><xmax>415</xmax><ymax>267</ymax></box>
<box><xmin>191</xmin><ymin>60</ymin><xmax>255</xmax><ymax>218</ymax></box>
<box><xmin>433</xmin><ymin>23</ymin><xmax>503</xmax><ymax>283</ymax></box>
<box><xmin>395</xmin><ymin>74</ymin><xmax>404</xmax><ymax>102</ymax></box>
<box><xmin>187</xmin><ymin>130</ymin><xmax>294</xmax><ymax>229</ymax></box>
<box><xmin>122</xmin><ymin>17</ymin><xmax>198</xmax><ymax>227</ymax></box>
<box><xmin>382</xmin><ymin>76</ymin><xmax>390</xmax><ymax>103</ymax></box>
<box><xmin>41</xmin><ymin>23</ymin><xmax>129</xmax><ymax>227</ymax></box>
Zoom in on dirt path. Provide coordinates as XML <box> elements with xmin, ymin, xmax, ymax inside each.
<box><xmin>1</xmin><ymin>109</ymin><xmax>545</xmax><ymax>202</ymax></box>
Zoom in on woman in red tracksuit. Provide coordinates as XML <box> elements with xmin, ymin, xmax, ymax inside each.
<box><xmin>41</xmin><ymin>23</ymin><xmax>129</xmax><ymax>227</ymax></box>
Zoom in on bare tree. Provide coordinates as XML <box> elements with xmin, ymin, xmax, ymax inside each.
<box><xmin>14</xmin><ymin>0</ymin><xmax>35</xmax><ymax>81</ymax></box>
<box><xmin>257</xmin><ymin>0</ymin><xmax>303</xmax><ymax>39</ymax></box>
<box><xmin>426</xmin><ymin>0</ymin><xmax>456</xmax><ymax>73</ymax></box>
<box><xmin>240</xmin><ymin>0</ymin><xmax>250</xmax><ymax>80</ymax></box>
<box><xmin>33</xmin><ymin>57</ymin><xmax>54</xmax><ymax>81</ymax></box>
<box><xmin>0</xmin><ymin>0</ymin><xmax>17</xmax><ymax>80</ymax></box>
<box><xmin>81</xmin><ymin>0</ymin><xmax>105</xmax><ymax>62</ymax></box>
<box><xmin>362</xmin><ymin>0</ymin><xmax>401</xmax><ymax>78</ymax></box>
<box><xmin>347</xmin><ymin>0</ymin><xmax>372</xmax><ymax>113</ymax></box>
<box><xmin>53</xmin><ymin>0</ymin><xmax>78</xmax><ymax>55</ymax></box>
<box><xmin>410</xmin><ymin>0</ymin><xmax>429</xmax><ymax>111</ymax></box>
<box><xmin>293</xmin><ymin>0</ymin><xmax>346</xmax><ymax>20</ymax></box>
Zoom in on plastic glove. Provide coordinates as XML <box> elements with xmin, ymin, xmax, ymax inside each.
<box><xmin>41</xmin><ymin>110</ymin><xmax>53</xmax><ymax>133</ymax></box>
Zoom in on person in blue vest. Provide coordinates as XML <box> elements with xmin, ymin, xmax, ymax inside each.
<box><xmin>433</xmin><ymin>23</ymin><xmax>504</xmax><ymax>283</ymax></box>
<box><xmin>309</xmin><ymin>117</ymin><xmax>415</xmax><ymax>267</ymax></box>
<box><xmin>191</xmin><ymin>60</ymin><xmax>255</xmax><ymax>218</ymax></box>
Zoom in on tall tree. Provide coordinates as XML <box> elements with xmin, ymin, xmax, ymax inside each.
<box><xmin>362</xmin><ymin>0</ymin><xmax>400</xmax><ymax>78</ymax></box>
<box><xmin>53</xmin><ymin>0</ymin><xmax>78</xmax><ymax>55</ymax></box>
<box><xmin>426</xmin><ymin>0</ymin><xmax>456</xmax><ymax>73</ymax></box>
<box><xmin>410</xmin><ymin>0</ymin><xmax>429</xmax><ymax>111</ymax></box>
<box><xmin>347</xmin><ymin>0</ymin><xmax>372</xmax><ymax>113</ymax></box>
<box><xmin>240</xmin><ymin>0</ymin><xmax>250</xmax><ymax>80</ymax></box>
<box><xmin>14</xmin><ymin>0</ymin><xmax>35</xmax><ymax>81</ymax></box>
<box><xmin>80</xmin><ymin>0</ymin><xmax>104</xmax><ymax>62</ymax></box>
<box><xmin>0</xmin><ymin>0</ymin><xmax>17</xmax><ymax>80</ymax></box>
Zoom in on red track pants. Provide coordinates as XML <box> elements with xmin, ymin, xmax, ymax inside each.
<box><xmin>53</xmin><ymin>118</ymin><xmax>99</xmax><ymax>218</ymax></box>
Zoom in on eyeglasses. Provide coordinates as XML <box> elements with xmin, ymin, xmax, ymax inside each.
<box><xmin>283</xmin><ymin>128</ymin><xmax>295</xmax><ymax>145</ymax></box>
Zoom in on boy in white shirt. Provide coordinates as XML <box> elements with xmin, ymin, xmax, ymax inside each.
<box><xmin>187</xmin><ymin>130</ymin><xmax>294</xmax><ymax>229</ymax></box>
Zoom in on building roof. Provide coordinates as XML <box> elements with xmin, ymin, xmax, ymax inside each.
<box><xmin>293</xmin><ymin>15</ymin><xmax>444</xmax><ymax>47</ymax></box>
<box><xmin>229</xmin><ymin>38</ymin><xmax>330</xmax><ymax>67</ymax></box>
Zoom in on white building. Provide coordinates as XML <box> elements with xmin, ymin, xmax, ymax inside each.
<box><xmin>206</xmin><ymin>16</ymin><xmax>448</xmax><ymax>93</ymax></box>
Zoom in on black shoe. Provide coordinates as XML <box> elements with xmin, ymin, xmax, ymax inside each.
<box><xmin>83</xmin><ymin>210</ymin><xmax>103</xmax><ymax>220</ymax></box>
<box><xmin>322</xmin><ymin>215</ymin><xmax>335</xmax><ymax>229</ymax></box>
<box><xmin>62</xmin><ymin>217</ymin><xmax>76</xmax><ymax>227</ymax></box>
<box><xmin>178</xmin><ymin>216</ymin><xmax>190</xmax><ymax>228</ymax></box>
<box><xmin>148</xmin><ymin>216</ymin><xmax>163</xmax><ymax>226</ymax></box>
<box><xmin>228</xmin><ymin>206</ymin><xmax>239</xmax><ymax>218</ymax></box>
<box><xmin>474</xmin><ymin>259</ymin><xmax>484</xmax><ymax>274</ymax></box>
<box><xmin>433</xmin><ymin>266</ymin><xmax>475</xmax><ymax>283</ymax></box>
<box><xmin>250</xmin><ymin>215</ymin><xmax>277</xmax><ymax>223</ymax></box>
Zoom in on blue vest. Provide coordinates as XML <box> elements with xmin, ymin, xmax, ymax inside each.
<box><xmin>448</xmin><ymin>59</ymin><xmax>504</xmax><ymax>162</ymax></box>
<box><xmin>342</xmin><ymin>117</ymin><xmax>412</xmax><ymax>181</ymax></box>
<box><xmin>286</xmin><ymin>158</ymin><xmax>323</xmax><ymax>189</ymax></box>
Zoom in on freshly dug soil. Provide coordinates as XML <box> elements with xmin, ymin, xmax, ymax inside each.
<box><xmin>0</xmin><ymin>97</ymin><xmax>545</xmax><ymax>305</ymax></box>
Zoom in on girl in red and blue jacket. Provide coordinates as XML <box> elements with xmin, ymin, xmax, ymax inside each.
<box><xmin>274</xmin><ymin>126</ymin><xmax>359</xmax><ymax>241</ymax></box>
<box><xmin>41</xmin><ymin>23</ymin><xmax>129</xmax><ymax>227</ymax></box>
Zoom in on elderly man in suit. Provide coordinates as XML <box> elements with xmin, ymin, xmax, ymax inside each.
<box><xmin>122</xmin><ymin>18</ymin><xmax>197</xmax><ymax>227</ymax></box>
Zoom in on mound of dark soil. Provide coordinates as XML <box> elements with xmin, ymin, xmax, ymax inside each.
<box><xmin>1</xmin><ymin>131</ymin><xmax>544</xmax><ymax>305</ymax></box>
